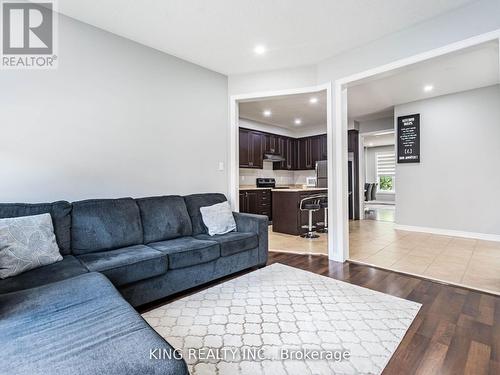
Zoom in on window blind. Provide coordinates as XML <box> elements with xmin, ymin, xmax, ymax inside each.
<box><xmin>376</xmin><ymin>152</ymin><xmax>395</xmax><ymax>176</ymax></box>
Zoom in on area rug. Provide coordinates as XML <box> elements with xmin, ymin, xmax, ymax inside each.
<box><xmin>142</xmin><ymin>263</ymin><xmax>421</xmax><ymax>375</ymax></box>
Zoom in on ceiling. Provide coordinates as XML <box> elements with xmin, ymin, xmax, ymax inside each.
<box><xmin>56</xmin><ymin>0</ymin><xmax>476</xmax><ymax>75</ymax></box>
<box><xmin>348</xmin><ymin>40</ymin><xmax>500</xmax><ymax>121</ymax></box>
<box><xmin>239</xmin><ymin>90</ymin><xmax>326</xmax><ymax>130</ymax></box>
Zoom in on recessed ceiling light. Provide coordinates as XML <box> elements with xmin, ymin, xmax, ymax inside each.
<box><xmin>309</xmin><ymin>97</ymin><xmax>318</xmax><ymax>104</ymax></box>
<box><xmin>294</xmin><ymin>118</ymin><xmax>302</xmax><ymax>125</ymax></box>
<box><xmin>263</xmin><ymin>110</ymin><xmax>271</xmax><ymax>117</ymax></box>
<box><xmin>254</xmin><ymin>45</ymin><xmax>266</xmax><ymax>55</ymax></box>
<box><xmin>424</xmin><ymin>85</ymin><xmax>434</xmax><ymax>92</ymax></box>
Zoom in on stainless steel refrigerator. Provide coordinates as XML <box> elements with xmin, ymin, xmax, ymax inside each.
<box><xmin>316</xmin><ymin>160</ymin><xmax>328</xmax><ymax>188</ymax></box>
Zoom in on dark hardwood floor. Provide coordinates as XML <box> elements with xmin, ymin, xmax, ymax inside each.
<box><xmin>268</xmin><ymin>252</ymin><xmax>500</xmax><ymax>375</ymax></box>
<box><xmin>140</xmin><ymin>251</ymin><xmax>500</xmax><ymax>374</ymax></box>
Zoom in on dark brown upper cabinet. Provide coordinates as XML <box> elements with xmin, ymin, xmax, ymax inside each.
<box><xmin>319</xmin><ymin>134</ymin><xmax>328</xmax><ymax>160</ymax></box>
<box><xmin>239</xmin><ymin>127</ymin><xmax>327</xmax><ymax>171</ymax></box>
<box><xmin>297</xmin><ymin>137</ymin><xmax>313</xmax><ymax>170</ymax></box>
<box><xmin>239</xmin><ymin>128</ymin><xmax>263</xmax><ymax>169</ymax></box>
<box><xmin>274</xmin><ymin>136</ymin><xmax>296</xmax><ymax>171</ymax></box>
<box><xmin>263</xmin><ymin>133</ymin><xmax>281</xmax><ymax>154</ymax></box>
<box><xmin>348</xmin><ymin>129</ymin><xmax>359</xmax><ymax>153</ymax></box>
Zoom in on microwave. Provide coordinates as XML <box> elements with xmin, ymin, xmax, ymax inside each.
<box><xmin>306</xmin><ymin>177</ymin><xmax>317</xmax><ymax>187</ymax></box>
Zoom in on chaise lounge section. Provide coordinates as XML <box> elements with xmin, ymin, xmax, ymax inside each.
<box><xmin>0</xmin><ymin>193</ymin><xmax>268</xmax><ymax>375</ymax></box>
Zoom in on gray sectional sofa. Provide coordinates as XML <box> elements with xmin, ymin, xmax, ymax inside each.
<box><xmin>0</xmin><ymin>193</ymin><xmax>268</xmax><ymax>375</ymax></box>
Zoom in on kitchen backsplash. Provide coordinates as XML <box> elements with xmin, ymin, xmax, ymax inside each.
<box><xmin>239</xmin><ymin>163</ymin><xmax>316</xmax><ymax>186</ymax></box>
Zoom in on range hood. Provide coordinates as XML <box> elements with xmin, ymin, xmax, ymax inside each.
<box><xmin>263</xmin><ymin>153</ymin><xmax>285</xmax><ymax>162</ymax></box>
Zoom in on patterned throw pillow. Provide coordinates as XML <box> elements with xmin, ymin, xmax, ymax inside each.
<box><xmin>0</xmin><ymin>213</ymin><xmax>62</xmax><ymax>279</ymax></box>
<box><xmin>199</xmin><ymin>201</ymin><xmax>236</xmax><ymax>236</ymax></box>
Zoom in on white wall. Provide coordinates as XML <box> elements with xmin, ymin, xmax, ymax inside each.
<box><xmin>229</xmin><ymin>65</ymin><xmax>317</xmax><ymax>96</ymax></box>
<box><xmin>0</xmin><ymin>15</ymin><xmax>228</xmax><ymax>203</ymax></box>
<box><xmin>395</xmin><ymin>85</ymin><xmax>500</xmax><ymax>236</ymax></box>
<box><xmin>359</xmin><ymin>117</ymin><xmax>394</xmax><ymax>134</ymax></box>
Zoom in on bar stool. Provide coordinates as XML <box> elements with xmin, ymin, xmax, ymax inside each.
<box><xmin>300</xmin><ymin>196</ymin><xmax>321</xmax><ymax>239</ymax></box>
<box><xmin>316</xmin><ymin>198</ymin><xmax>328</xmax><ymax>233</ymax></box>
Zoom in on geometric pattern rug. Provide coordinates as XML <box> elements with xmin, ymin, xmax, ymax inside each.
<box><xmin>143</xmin><ymin>263</ymin><xmax>421</xmax><ymax>375</ymax></box>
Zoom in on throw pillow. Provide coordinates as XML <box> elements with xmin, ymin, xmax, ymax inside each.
<box><xmin>0</xmin><ymin>213</ymin><xmax>62</xmax><ymax>279</ymax></box>
<box><xmin>200</xmin><ymin>201</ymin><xmax>237</xmax><ymax>236</ymax></box>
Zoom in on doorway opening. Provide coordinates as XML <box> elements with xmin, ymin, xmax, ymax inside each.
<box><xmin>229</xmin><ymin>83</ymin><xmax>337</xmax><ymax>259</ymax></box>
<box><xmin>339</xmin><ymin>37</ymin><xmax>500</xmax><ymax>294</ymax></box>
<box><xmin>361</xmin><ymin>128</ymin><xmax>396</xmax><ymax>223</ymax></box>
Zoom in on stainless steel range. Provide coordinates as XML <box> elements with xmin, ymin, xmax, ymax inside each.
<box><xmin>256</xmin><ymin>178</ymin><xmax>276</xmax><ymax>188</ymax></box>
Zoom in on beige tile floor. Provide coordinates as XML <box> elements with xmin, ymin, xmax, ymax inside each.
<box><xmin>268</xmin><ymin>226</ymin><xmax>328</xmax><ymax>256</ymax></box>
<box><xmin>268</xmin><ymin>221</ymin><xmax>500</xmax><ymax>295</ymax></box>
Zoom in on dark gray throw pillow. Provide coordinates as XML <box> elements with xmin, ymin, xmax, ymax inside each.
<box><xmin>0</xmin><ymin>213</ymin><xmax>62</xmax><ymax>279</ymax></box>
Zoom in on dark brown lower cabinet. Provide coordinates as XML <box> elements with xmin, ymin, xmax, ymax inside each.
<box><xmin>272</xmin><ymin>190</ymin><xmax>327</xmax><ymax>235</ymax></box>
<box><xmin>239</xmin><ymin>189</ymin><xmax>272</xmax><ymax>220</ymax></box>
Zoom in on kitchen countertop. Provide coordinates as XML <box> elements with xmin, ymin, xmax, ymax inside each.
<box><xmin>239</xmin><ymin>185</ymin><xmax>326</xmax><ymax>192</ymax></box>
<box><xmin>272</xmin><ymin>188</ymin><xmax>327</xmax><ymax>192</ymax></box>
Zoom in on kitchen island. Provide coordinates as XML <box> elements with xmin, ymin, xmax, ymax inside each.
<box><xmin>272</xmin><ymin>189</ymin><xmax>327</xmax><ymax>235</ymax></box>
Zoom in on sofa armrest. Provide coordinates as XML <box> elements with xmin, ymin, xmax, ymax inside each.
<box><xmin>233</xmin><ymin>212</ymin><xmax>268</xmax><ymax>266</ymax></box>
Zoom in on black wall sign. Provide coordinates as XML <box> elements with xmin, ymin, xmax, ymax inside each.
<box><xmin>397</xmin><ymin>114</ymin><xmax>420</xmax><ymax>163</ymax></box>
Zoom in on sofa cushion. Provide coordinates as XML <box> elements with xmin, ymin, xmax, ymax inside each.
<box><xmin>149</xmin><ymin>237</ymin><xmax>220</xmax><ymax>270</ymax></box>
<box><xmin>0</xmin><ymin>201</ymin><xmax>72</xmax><ymax>255</ymax></box>
<box><xmin>0</xmin><ymin>255</ymin><xmax>88</xmax><ymax>295</ymax></box>
<box><xmin>136</xmin><ymin>196</ymin><xmax>192</xmax><ymax>243</ymax></box>
<box><xmin>71</xmin><ymin>198</ymin><xmax>143</xmax><ymax>254</ymax></box>
<box><xmin>195</xmin><ymin>232</ymin><xmax>258</xmax><ymax>257</ymax></box>
<box><xmin>0</xmin><ymin>272</ymin><xmax>188</xmax><ymax>375</ymax></box>
<box><xmin>0</xmin><ymin>213</ymin><xmax>63</xmax><ymax>279</ymax></box>
<box><xmin>200</xmin><ymin>201</ymin><xmax>236</xmax><ymax>236</ymax></box>
<box><xmin>184</xmin><ymin>193</ymin><xmax>227</xmax><ymax>235</ymax></box>
<box><xmin>77</xmin><ymin>245</ymin><xmax>167</xmax><ymax>286</ymax></box>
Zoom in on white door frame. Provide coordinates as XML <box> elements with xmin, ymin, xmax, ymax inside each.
<box><xmin>229</xmin><ymin>82</ymin><xmax>342</xmax><ymax>261</ymax></box>
<box><xmin>334</xmin><ymin>29</ymin><xmax>500</xmax><ymax>261</ymax></box>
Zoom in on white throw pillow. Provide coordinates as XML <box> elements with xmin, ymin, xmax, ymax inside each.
<box><xmin>0</xmin><ymin>213</ymin><xmax>62</xmax><ymax>279</ymax></box>
<box><xmin>200</xmin><ymin>201</ymin><xmax>237</xmax><ymax>236</ymax></box>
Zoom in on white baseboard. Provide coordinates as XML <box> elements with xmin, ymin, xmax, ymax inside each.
<box><xmin>394</xmin><ymin>224</ymin><xmax>500</xmax><ymax>242</ymax></box>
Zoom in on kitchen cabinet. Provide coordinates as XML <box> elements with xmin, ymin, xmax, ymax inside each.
<box><xmin>310</xmin><ymin>135</ymin><xmax>322</xmax><ymax>167</ymax></box>
<box><xmin>272</xmin><ymin>189</ymin><xmax>327</xmax><ymax>235</ymax></box>
<box><xmin>239</xmin><ymin>127</ymin><xmax>327</xmax><ymax>171</ymax></box>
<box><xmin>319</xmin><ymin>134</ymin><xmax>328</xmax><ymax>160</ymax></box>
<box><xmin>274</xmin><ymin>136</ymin><xmax>296</xmax><ymax>171</ymax></box>
<box><xmin>239</xmin><ymin>189</ymin><xmax>272</xmax><ymax>220</ymax></box>
<box><xmin>297</xmin><ymin>137</ymin><xmax>312</xmax><ymax>170</ymax></box>
<box><xmin>348</xmin><ymin>129</ymin><xmax>358</xmax><ymax>153</ymax></box>
<box><xmin>296</xmin><ymin>134</ymin><xmax>327</xmax><ymax>170</ymax></box>
<box><xmin>239</xmin><ymin>128</ymin><xmax>263</xmax><ymax>168</ymax></box>
<box><xmin>263</xmin><ymin>133</ymin><xmax>281</xmax><ymax>154</ymax></box>
<box><xmin>348</xmin><ymin>130</ymin><xmax>359</xmax><ymax>220</ymax></box>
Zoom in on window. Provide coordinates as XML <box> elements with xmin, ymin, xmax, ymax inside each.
<box><xmin>376</xmin><ymin>152</ymin><xmax>395</xmax><ymax>192</ymax></box>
